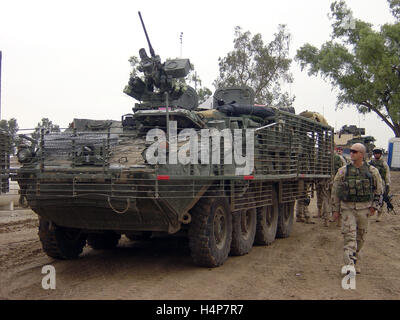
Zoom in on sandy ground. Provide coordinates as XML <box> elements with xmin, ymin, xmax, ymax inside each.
<box><xmin>1</xmin><ymin>173</ymin><xmax>400</xmax><ymax>300</ymax></box>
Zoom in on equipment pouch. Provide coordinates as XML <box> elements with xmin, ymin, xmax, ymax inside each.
<box><xmin>362</xmin><ymin>179</ymin><xmax>371</xmax><ymax>194</ymax></box>
<box><xmin>348</xmin><ymin>179</ymin><xmax>357</xmax><ymax>195</ymax></box>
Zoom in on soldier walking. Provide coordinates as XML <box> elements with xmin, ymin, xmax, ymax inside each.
<box><xmin>369</xmin><ymin>148</ymin><xmax>391</xmax><ymax>222</ymax></box>
<box><xmin>331</xmin><ymin>143</ymin><xmax>383</xmax><ymax>274</ymax></box>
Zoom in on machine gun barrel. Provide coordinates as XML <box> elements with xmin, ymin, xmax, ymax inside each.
<box><xmin>138</xmin><ymin>11</ymin><xmax>155</xmax><ymax>57</ymax></box>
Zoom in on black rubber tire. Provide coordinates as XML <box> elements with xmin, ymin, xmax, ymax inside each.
<box><xmin>188</xmin><ymin>196</ymin><xmax>232</xmax><ymax>268</ymax></box>
<box><xmin>276</xmin><ymin>201</ymin><xmax>295</xmax><ymax>238</ymax></box>
<box><xmin>125</xmin><ymin>232</ymin><xmax>152</xmax><ymax>241</ymax></box>
<box><xmin>254</xmin><ymin>192</ymin><xmax>279</xmax><ymax>245</ymax></box>
<box><xmin>230</xmin><ymin>208</ymin><xmax>257</xmax><ymax>256</ymax></box>
<box><xmin>38</xmin><ymin>218</ymin><xmax>87</xmax><ymax>260</ymax></box>
<box><xmin>87</xmin><ymin>232</ymin><xmax>121</xmax><ymax>250</ymax></box>
<box><xmin>19</xmin><ymin>195</ymin><xmax>29</xmax><ymax>208</ymax></box>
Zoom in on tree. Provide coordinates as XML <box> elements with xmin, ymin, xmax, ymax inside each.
<box><xmin>296</xmin><ymin>0</ymin><xmax>400</xmax><ymax>137</ymax></box>
<box><xmin>185</xmin><ymin>70</ymin><xmax>212</xmax><ymax>105</ymax></box>
<box><xmin>389</xmin><ymin>0</ymin><xmax>400</xmax><ymax>19</ymax></box>
<box><xmin>0</xmin><ymin>118</ymin><xmax>19</xmax><ymax>154</ymax></box>
<box><xmin>214</xmin><ymin>25</ymin><xmax>294</xmax><ymax>106</ymax></box>
<box><xmin>31</xmin><ymin>118</ymin><xmax>60</xmax><ymax>141</ymax></box>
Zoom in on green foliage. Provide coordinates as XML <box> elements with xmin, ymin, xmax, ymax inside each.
<box><xmin>197</xmin><ymin>87</ymin><xmax>212</xmax><ymax>105</ymax></box>
<box><xmin>389</xmin><ymin>0</ymin><xmax>400</xmax><ymax>20</ymax></box>
<box><xmin>0</xmin><ymin>118</ymin><xmax>19</xmax><ymax>154</ymax></box>
<box><xmin>295</xmin><ymin>0</ymin><xmax>400</xmax><ymax>137</ymax></box>
<box><xmin>31</xmin><ymin>118</ymin><xmax>60</xmax><ymax>141</ymax></box>
<box><xmin>184</xmin><ymin>68</ymin><xmax>212</xmax><ymax>105</ymax></box>
<box><xmin>214</xmin><ymin>25</ymin><xmax>294</xmax><ymax>106</ymax></box>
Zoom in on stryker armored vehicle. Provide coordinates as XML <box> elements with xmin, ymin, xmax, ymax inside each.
<box><xmin>12</xmin><ymin>13</ymin><xmax>334</xmax><ymax>267</ymax></box>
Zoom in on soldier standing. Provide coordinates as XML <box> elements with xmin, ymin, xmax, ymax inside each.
<box><xmin>369</xmin><ymin>148</ymin><xmax>391</xmax><ymax>222</ymax></box>
<box><xmin>331</xmin><ymin>147</ymin><xmax>347</xmax><ymax>227</ymax></box>
<box><xmin>335</xmin><ymin>147</ymin><xmax>347</xmax><ymax>166</ymax></box>
<box><xmin>316</xmin><ymin>146</ymin><xmax>347</xmax><ymax>227</ymax></box>
<box><xmin>296</xmin><ymin>196</ymin><xmax>315</xmax><ymax>224</ymax></box>
<box><xmin>331</xmin><ymin>143</ymin><xmax>383</xmax><ymax>274</ymax></box>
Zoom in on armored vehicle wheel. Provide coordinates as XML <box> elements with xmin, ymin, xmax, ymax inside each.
<box><xmin>188</xmin><ymin>196</ymin><xmax>232</xmax><ymax>267</ymax></box>
<box><xmin>276</xmin><ymin>201</ymin><xmax>295</xmax><ymax>238</ymax></box>
<box><xmin>87</xmin><ymin>232</ymin><xmax>121</xmax><ymax>250</ymax></box>
<box><xmin>254</xmin><ymin>193</ymin><xmax>279</xmax><ymax>245</ymax></box>
<box><xmin>230</xmin><ymin>208</ymin><xmax>257</xmax><ymax>256</ymax></box>
<box><xmin>38</xmin><ymin>218</ymin><xmax>87</xmax><ymax>260</ymax></box>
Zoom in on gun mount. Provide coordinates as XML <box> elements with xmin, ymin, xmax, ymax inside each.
<box><xmin>124</xmin><ymin>12</ymin><xmax>196</xmax><ymax>109</ymax></box>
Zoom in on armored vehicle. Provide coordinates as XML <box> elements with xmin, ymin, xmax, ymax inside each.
<box><xmin>12</xmin><ymin>14</ymin><xmax>334</xmax><ymax>267</ymax></box>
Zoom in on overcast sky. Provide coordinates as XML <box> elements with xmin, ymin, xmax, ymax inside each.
<box><xmin>0</xmin><ymin>0</ymin><xmax>396</xmax><ymax>148</ymax></box>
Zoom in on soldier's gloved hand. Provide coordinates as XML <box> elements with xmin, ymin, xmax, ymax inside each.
<box><xmin>385</xmin><ymin>185</ymin><xmax>390</xmax><ymax>195</ymax></box>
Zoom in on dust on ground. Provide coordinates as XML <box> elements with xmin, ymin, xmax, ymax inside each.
<box><xmin>1</xmin><ymin>173</ymin><xmax>400</xmax><ymax>300</ymax></box>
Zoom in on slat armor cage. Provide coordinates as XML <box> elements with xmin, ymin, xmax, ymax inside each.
<box><xmin>10</xmin><ymin>109</ymin><xmax>333</xmax><ymax>216</ymax></box>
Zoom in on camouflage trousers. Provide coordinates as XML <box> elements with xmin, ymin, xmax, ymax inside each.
<box><xmin>316</xmin><ymin>187</ymin><xmax>323</xmax><ymax>216</ymax></box>
<box><xmin>317</xmin><ymin>181</ymin><xmax>331</xmax><ymax>220</ymax></box>
<box><xmin>296</xmin><ymin>199</ymin><xmax>311</xmax><ymax>219</ymax></box>
<box><xmin>376</xmin><ymin>182</ymin><xmax>386</xmax><ymax>220</ymax></box>
<box><xmin>341</xmin><ymin>207</ymin><xmax>369</xmax><ymax>266</ymax></box>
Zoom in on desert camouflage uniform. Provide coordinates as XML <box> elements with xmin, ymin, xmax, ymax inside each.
<box><xmin>368</xmin><ymin>158</ymin><xmax>391</xmax><ymax>221</ymax></box>
<box><xmin>332</xmin><ymin>162</ymin><xmax>383</xmax><ymax>270</ymax></box>
<box><xmin>316</xmin><ymin>154</ymin><xmax>347</xmax><ymax>226</ymax></box>
<box><xmin>296</xmin><ymin>198</ymin><xmax>313</xmax><ymax>223</ymax></box>
<box><xmin>296</xmin><ymin>183</ymin><xmax>314</xmax><ymax>223</ymax></box>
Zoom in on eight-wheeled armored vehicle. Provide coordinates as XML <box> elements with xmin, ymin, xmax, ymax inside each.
<box><xmin>12</xmin><ymin>14</ymin><xmax>334</xmax><ymax>267</ymax></box>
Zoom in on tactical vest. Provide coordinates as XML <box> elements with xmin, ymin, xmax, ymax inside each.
<box><xmin>369</xmin><ymin>159</ymin><xmax>387</xmax><ymax>183</ymax></box>
<box><xmin>338</xmin><ymin>163</ymin><xmax>374</xmax><ymax>202</ymax></box>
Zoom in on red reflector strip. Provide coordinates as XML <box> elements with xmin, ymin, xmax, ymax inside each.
<box><xmin>244</xmin><ymin>176</ymin><xmax>254</xmax><ymax>180</ymax></box>
<box><xmin>157</xmin><ymin>175</ymin><xmax>170</xmax><ymax>180</ymax></box>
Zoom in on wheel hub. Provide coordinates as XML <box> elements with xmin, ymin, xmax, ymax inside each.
<box><xmin>214</xmin><ymin>207</ymin><xmax>227</xmax><ymax>249</ymax></box>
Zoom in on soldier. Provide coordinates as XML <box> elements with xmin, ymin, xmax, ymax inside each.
<box><xmin>369</xmin><ymin>148</ymin><xmax>391</xmax><ymax>222</ymax></box>
<box><xmin>335</xmin><ymin>147</ymin><xmax>347</xmax><ymax>167</ymax></box>
<box><xmin>331</xmin><ymin>143</ymin><xmax>383</xmax><ymax>274</ymax></box>
<box><xmin>315</xmin><ymin>146</ymin><xmax>347</xmax><ymax>227</ymax></box>
<box><xmin>331</xmin><ymin>147</ymin><xmax>347</xmax><ymax>227</ymax></box>
<box><xmin>296</xmin><ymin>197</ymin><xmax>315</xmax><ymax>224</ymax></box>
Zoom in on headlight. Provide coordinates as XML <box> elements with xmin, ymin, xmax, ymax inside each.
<box><xmin>17</xmin><ymin>148</ymin><xmax>33</xmax><ymax>163</ymax></box>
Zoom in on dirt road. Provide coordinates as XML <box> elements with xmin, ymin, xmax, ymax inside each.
<box><xmin>1</xmin><ymin>173</ymin><xmax>400</xmax><ymax>300</ymax></box>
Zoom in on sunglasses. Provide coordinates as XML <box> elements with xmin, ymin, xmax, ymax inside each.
<box><xmin>350</xmin><ymin>149</ymin><xmax>360</xmax><ymax>154</ymax></box>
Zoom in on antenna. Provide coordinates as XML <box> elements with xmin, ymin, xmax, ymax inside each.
<box><xmin>180</xmin><ymin>32</ymin><xmax>183</xmax><ymax>58</ymax></box>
